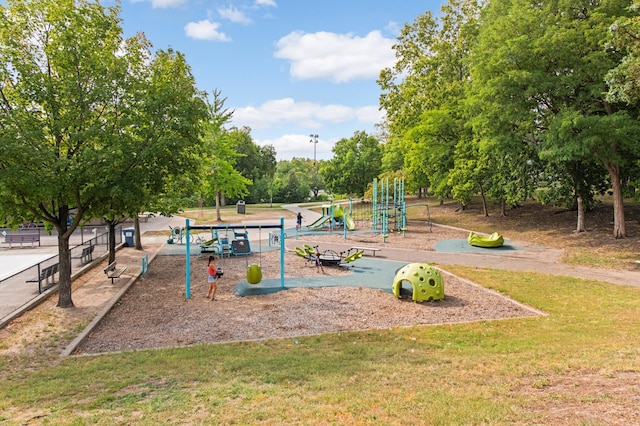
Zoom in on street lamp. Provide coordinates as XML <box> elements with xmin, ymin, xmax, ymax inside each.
<box><xmin>309</xmin><ymin>134</ymin><xmax>319</xmax><ymax>198</ymax></box>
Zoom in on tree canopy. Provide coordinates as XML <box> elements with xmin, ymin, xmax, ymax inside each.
<box><xmin>0</xmin><ymin>0</ymin><xmax>207</xmax><ymax>306</ymax></box>
<box><xmin>321</xmin><ymin>131</ymin><xmax>382</xmax><ymax>197</ymax></box>
<box><xmin>378</xmin><ymin>0</ymin><xmax>640</xmax><ymax>238</ymax></box>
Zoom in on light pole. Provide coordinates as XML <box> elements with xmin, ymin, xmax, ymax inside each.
<box><xmin>309</xmin><ymin>134</ymin><xmax>319</xmax><ymax>198</ymax></box>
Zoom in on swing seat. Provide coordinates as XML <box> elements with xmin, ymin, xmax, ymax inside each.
<box><xmin>246</xmin><ymin>264</ymin><xmax>262</xmax><ymax>284</ymax></box>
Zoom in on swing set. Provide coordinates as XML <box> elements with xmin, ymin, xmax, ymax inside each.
<box><xmin>183</xmin><ymin>217</ymin><xmax>286</xmax><ymax>299</ymax></box>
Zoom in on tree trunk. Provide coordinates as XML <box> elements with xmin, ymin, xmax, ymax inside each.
<box><xmin>606</xmin><ymin>162</ymin><xmax>626</xmax><ymax>239</ymax></box>
<box><xmin>500</xmin><ymin>199</ymin><xmax>507</xmax><ymax>217</ymax></box>
<box><xmin>215</xmin><ymin>191</ymin><xmax>222</xmax><ymax>221</ymax></box>
<box><xmin>576</xmin><ymin>195</ymin><xmax>585</xmax><ymax>233</ymax></box>
<box><xmin>56</xmin><ymin>229</ymin><xmax>74</xmax><ymax>308</ymax></box>
<box><xmin>134</xmin><ymin>216</ymin><xmax>143</xmax><ymax>250</ymax></box>
<box><xmin>480</xmin><ymin>186</ymin><xmax>488</xmax><ymax>217</ymax></box>
<box><xmin>108</xmin><ymin>222</ymin><xmax>116</xmax><ymax>263</ymax></box>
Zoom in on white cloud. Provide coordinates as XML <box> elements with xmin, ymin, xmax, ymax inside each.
<box><xmin>131</xmin><ymin>0</ymin><xmax>187</xmax><ymax>8</ymax></box>
<box><xmin>385</xmin><ymin>21</ymin><xmax>402</xmax><ymax>37</ymax></box>
<box><xmin>274</xmin><ymin>30</ymin><xmax>395</xmax><ymax>83</ymax></box>
<box><xmin>255</xmin><ymin>134</ymin><xmax>334</xmax><ymax>161</ymax></box>
<box><xmin>255</xmin><ymin>0</ymin><xmax>277</xmax><ymax>7</ymax></box>
<box><xmin>218</xmin><ymin>6</ymin><xmax>252</xmax><ymax>25</ymax></box>
<box><xmin>184</xmin><ymin>20</ymin><xmax>230</xmax><ymax>42</ymax></box>
<box><xmin>231</xmin><ymin>98</ymin><xmax>381</xmax><ymax>130</ymax></box>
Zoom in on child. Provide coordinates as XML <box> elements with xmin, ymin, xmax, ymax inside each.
<box><xmin>296</xmin><ymin>212</ymin><xmax>303</xmax><ymax>230</ymax></box>
<box><xmin>207</xmin><ymin>255</ymin><xmax>218</xmax><ymax>300</ymax></box>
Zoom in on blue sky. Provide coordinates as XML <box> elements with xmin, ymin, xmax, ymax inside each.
<box><xmin>112</xmin><ymin>0</ymin><xmax>445</xmax><ymax>160</ymax></box>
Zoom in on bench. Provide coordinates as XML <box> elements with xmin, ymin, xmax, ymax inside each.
<box><xmin>26</xmin><ymin>263</ymin><xmax>59</xmax><ymax>293</ymax></box>
<box><xmin>2</xmin><ymin>233</ymin><xmax>40</xmax><ymax>248</ymax></box>
<box><xmin>349</xmin><ymin>246</ymin><xmax>381</xmax><ymax>257</ymax></box>
<box><xmin>72</xmin><ymin>245</ymin><xmax>95</xmax><ymax>265</ymax></box>
<box><xmin>104</xmin><ymin>261</ymin><xmax>127</xmax><ymax>284</ymax></box>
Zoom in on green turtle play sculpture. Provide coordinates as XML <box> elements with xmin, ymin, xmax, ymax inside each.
<box><xmin>467</xmin><ymin>231</ymin><xmax>504</xmax><ymax>248</ymax></box>
<box><xmin>392</xmin><ymin>263</ymin><xmax>444</xmax><ymax>302</ymax></box>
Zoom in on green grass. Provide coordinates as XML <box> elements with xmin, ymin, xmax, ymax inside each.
<box><xmin>181</xmin><ymin>205</ymin><xmax>295</xmax><ymax>224</ymax></box>
<box><xmin>1</xmin><ymin>267</ymin><xmax>639</xmax><ymax>424</ymax></box>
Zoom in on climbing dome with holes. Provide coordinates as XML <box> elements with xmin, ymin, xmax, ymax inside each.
<box><xmin>392</xmin><ymin>263</ymin><xmax>444</xmax><ymax>302</ymax></box>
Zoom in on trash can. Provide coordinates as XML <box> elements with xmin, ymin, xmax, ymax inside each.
<box><xmin>236</xmin><ymin>200</ymin><xmax>246</xmax><ymax>214</ymax></box>
<box><xmin>123</xmin><ymin>227</ymin><xmax>135</xmax><ymax>247</ymax></box>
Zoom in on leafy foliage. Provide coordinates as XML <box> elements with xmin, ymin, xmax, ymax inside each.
<box><xmin>321</xmin><ymin>131</ymin><xmax>382</xmax><ymax>196</ymax></box>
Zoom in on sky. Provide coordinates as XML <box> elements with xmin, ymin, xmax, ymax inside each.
<box><xmin>110</xmin><ymin>0</ymin><xmax>446</xmax><ymax>161</ymax></box>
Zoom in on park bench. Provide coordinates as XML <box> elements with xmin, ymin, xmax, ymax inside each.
<box><xmin>348</xmin><ymin>246</ymin><xmax>381</xmax><ymax>257</ymax></box>
<box><xmin>104</xmin><ymin>261</ymin><xmax>127</xmax><ymax>284</ymax></box>
<box><xmin>72</xmin><ymin>245</ymin><xmax>95</xmax><ymax>265</ymax></box>
<box><xmin>2</xmin><ymin>233</ymin><xmax>40</xmax><ymax>248</ymax></box>
<box><xmin>26</xmin><ymin>263</ymin><xmax>59</xmax><ymax>293</ymax></box>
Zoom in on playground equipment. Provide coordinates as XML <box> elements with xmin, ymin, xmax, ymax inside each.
<box><xmin>246</xmin><ymin>263</ymin><xmax>262</xmax><ymax>284</ymax></box>
<box><xmin>196</xmin><ymin>228</ymin><xmax>253</xmax><ymax>258</ymax></box>
<box><xmin>467</xmin><ymin>231</ymin><xmax>504</xmax><ymax>248</ymax></box>
<box><xmin>231</xmin><ymin>230</ymin><xmax>251</xmax><ymax>256</ymax></box>
<box><xmin>168</xmin><ymin>226</ymin><xmax>186</xmax><ymax>244</ymax></box>
<box><xmin>372</xmin><ymin>178</ymin><xmax>407</xmax><ymax>240</ymax></box>
<box><xmin>294</xmin><ymin>244</ymin><xmax>363</xmax><ymax>267</ymax></box>
<box><xmin>184</xmin><ymin>218</ymin><xmax>286</xmax><ymax>299</ymax></box>
<box><xmin>392</xmin><ymin>263</ymin><xmax>444</xmax><ymax>302</ymax></box>
<box><xmin>306</xmin><ymin>204</ymin><xmax>355</xmax><ymax>231</ymax></box>
<box><xmin>196</xmin><ymin>230</ymin><xmax>226</xmax><ymax>258</ymax></box>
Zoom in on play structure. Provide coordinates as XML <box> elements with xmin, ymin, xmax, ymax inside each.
<box><xmin>184</xmin><ymin>218</ymin><xmax>286</xmax><ymax>298</ymax></box>
<box><xmin>305</xmin><ymin>204</ymin><xmax>355</xmax><ymax>231</ymax></box>
<box><xmin>467</xmin><ymin>231</ymin><xmax>504</xmax><ymax>248</ymax></box>
<box><xmin>372</xmin><ymin>178</ymin><xmax>407</xmax><ymax>240</ymax></box>
<box><xmin>392</xmin><ymin>263</ymin><xmax>444</xmax><ymax>302</ymax></box>
<box><xmin>295</xmin><ymin>244</ymin><xmax>363</xmax><ymax>267</ymax></box>
<box><xmin>197</xmin><ymin>229</ymin><xmax>252</xmax><ymax>258</ymax></box>
<box><xmin>168</xmin><ymin>225</ymin><xmax>187</xmax><ymax>244</ymax></box>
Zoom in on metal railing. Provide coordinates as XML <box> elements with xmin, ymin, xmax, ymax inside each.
<box><xmin>0</xmin><ymin>226</ymin><xmax>122</xmax><ymax>322</ymax></box>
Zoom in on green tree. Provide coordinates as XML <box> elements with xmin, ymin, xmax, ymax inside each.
<box><xmin>257</xmin><ymin>144</ymin><xmax>277</xmax><ymax>205</ymax></box>
<box><xmin>95</xmin><ymin>48</ymin><xmax>208</xmax><ymax>254</ymax></box>
<box><xmin>0</xmin><ymin>0</ymin><xmax>189</xmax><ymax>307</ymax></box>
<box><xmin>471</xmin><ymin>0</ymin><xmax>638</xmax><ymax>237</ymax></box>
<box><xmin>229</xmin><ymin>128</ymin><xmax>277</xmax><ymax>204</ymax></box>
<box><xmin>272</xmin><ymin>158</ymin><xmax>311</xmax><ymax>203</ymax></box>
<box><xmin>201</xmin><ymin>90</ymin><xmax>251</xmax><ymax>221</ymax></box>
<box><xmin>607</xmin><ymin>5</ymin><xmax>640</xmax><ymax>104</ymax></box>
<box><xmin>321</xmin><ymin>131</ymin><xmax>382</xmax><ymax>196</ymax></box>
<box><xmin>379</xmin><ymin>0</ymin><xmax>481</xmax><ymax>201</ymax></box>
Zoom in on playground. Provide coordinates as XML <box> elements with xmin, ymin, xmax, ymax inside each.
<box><xmin>74</xmin><ymin>222</ymin><xmax>544</xmax><ymax>354</ymax></box>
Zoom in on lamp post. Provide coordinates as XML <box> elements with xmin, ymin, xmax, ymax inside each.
<box><xmin>309</xmin><ymin>134</ymin><xmax>319</xmax><ymax>198</ymax></box>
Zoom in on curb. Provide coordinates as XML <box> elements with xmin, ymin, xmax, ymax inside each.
<box><xmin>60</xmin><ymin>248</ymin><xmax>161</xmax><ymax>357</ymax></box>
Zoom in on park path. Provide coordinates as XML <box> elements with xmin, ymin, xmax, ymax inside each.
<box><xmin>282</xmin><ymin>204</ymin><xmax>640</xmax><ymax>288</ymax></box>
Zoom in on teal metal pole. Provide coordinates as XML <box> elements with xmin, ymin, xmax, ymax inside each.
<box><xmin>185</xmin><ymin>218</ymin><xmax>191</xmax><ymax>299</ymax></box>
<box><xmin>280</xmin><ymin>216</ymin><xmax>285</xmax><ymax>288</ymax></box>
<box><xmin>373</xmin><ymin>178</ymin><xmax>378</xmax><ymax>230</ymax></box>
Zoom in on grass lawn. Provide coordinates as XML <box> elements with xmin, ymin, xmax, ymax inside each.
<box><xmin>1</xmin><ymin>199</ymin><xmax>639</xmax><ymax>424</ymax></box>
<box><xmin>1</xmin><ymin>269</ymin><xmax>639</xmax><ymax>424</ymax></box>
